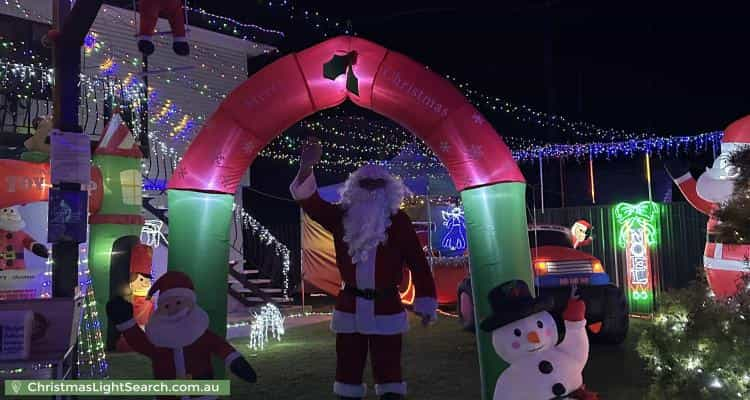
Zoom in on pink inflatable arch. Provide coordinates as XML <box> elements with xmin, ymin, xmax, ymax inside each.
<box><xmin>168</xmin><ymin>36</ymin><xmax>524</xmax><ymax>193</ymax></box>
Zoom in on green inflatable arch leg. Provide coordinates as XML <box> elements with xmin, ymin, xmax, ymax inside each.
<box><xmin>89</xmin><ymin>223</ymin><xmax>142</xmax><ymax>347</ymax></box>
<box><xmin>167</xmin><ymin>189</ymin><xmax>234</xmax><ymax>376</ymax></box>
<box><xmin>461</xmin><ymin>182</ymin><xmax>534</xmax><ymax>400</ymax></box>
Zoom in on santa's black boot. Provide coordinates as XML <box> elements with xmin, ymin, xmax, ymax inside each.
<box><xmin>380</xmin><ymin>394</ymin><xmax>403</xmax><ymax>400</ymax></box>
<box><xmin>173</xmin><ymin>41</ymin><xmax>190</xmax><ymax>56</ymax></box>
<box><xmin>138</xmin><ymin>39</ymin><xmax>155</xmax><ymax>56</ymax></box>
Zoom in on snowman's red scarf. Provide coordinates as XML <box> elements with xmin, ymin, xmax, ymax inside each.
<box><xmin>557</xmin><ymin>385</ymin><xmax>599</xmax><ymax>400</ymax></box>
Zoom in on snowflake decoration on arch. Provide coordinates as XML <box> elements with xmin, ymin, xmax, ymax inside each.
<box><xmin>175</xmin><ymin>166</ymin><xmax>188</xmax><ymax>179</ymax></box>
<box><xmin>467</xmin><ymin>144</ymin><xmax>483</xmax><ymax>160</ymax></box>
<box><xmin>242</xmin><ymin>140</ymin><xmax>256</xmax><ymax>155</ymax></box>
<box><xmin>214</xmin><ymin>153</ymin><xmax>226</xmax><ymax>167</ymax></box>
<box><xmin>472</xmin><ymin>113</ymin><xmax>484</xmax><ymax>125</ymax></box>
<box><xmin>220</xmin><ymin>175</ymin><xmax>235</xmax><ymax>188</ymax></box>
<box><xmin>439</xmin><ymin>141</ymin><xmax>452</xmax><ymax>154</ymax></box>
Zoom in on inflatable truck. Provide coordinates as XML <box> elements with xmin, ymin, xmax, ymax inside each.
<box><xmin>456</xmin><ymin>224</ymin><xmax>629</xmax><ymax>344</ymax></box>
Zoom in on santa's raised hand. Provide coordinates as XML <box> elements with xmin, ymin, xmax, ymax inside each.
<box><xmin>299</xmin><ymin>136</ymin><xmax>322</xmax><ymax>177</ymax></box>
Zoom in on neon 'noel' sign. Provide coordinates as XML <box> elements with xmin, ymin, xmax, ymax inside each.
<box><xmin>614</xmin><ymin>201</ymin><xmax>660</xmax><ymax>314</ymax></box>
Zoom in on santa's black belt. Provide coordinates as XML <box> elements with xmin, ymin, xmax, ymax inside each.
<box><xmin>341</xmin><ymin>284</ymin><xmax>398</xmax><ymax>300</ymax></box>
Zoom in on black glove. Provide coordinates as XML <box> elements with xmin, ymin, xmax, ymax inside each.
<box><xmin>663</xmin><ymin>159</ymin><xmax>691</xmax><ymax>181</ymax></box>
<box><xmin>31</xmin><ymin>243</ymin><xmax>48</xmax><ymax>258</ymax></box>
<box><xmin>106</xmin><ymin>296</ymin><xmax>134</xmax><ymax>327</ymax></box>
<box><xmin>230</xmin><ymin>356</ymin><xmax>257</xmax><ymax>383</ymax></box>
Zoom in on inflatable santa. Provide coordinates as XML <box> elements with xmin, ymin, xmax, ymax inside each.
<box><xmin>0</xmin><ymin>206</ymin><xmax>48</xmax><ymax>270</ymax></box>
<box><xmin>666</xmin><ymin>114</ymin><xmax>750</xmax><ymax>298</ymax></box>
<box><xmin>480</xmin><ymin>281</ymin><xmax>597</xmax><ymax>400</ymax></box>
<box><xmin>107</xmin><ymin>271</ymin><xmax>256</xmax><ymax>392</ymax></box>
<box><xmin>290</xmin><ymin>138</ymin><xmax>437</xmax><ymax>400</ymax></box>
<box><xmin>570</xmin><ymin>220</ymin><xmax>593</xmax><ymax>249</ymax></box>
<box><xmin>137</xmin><ymin>0</ymin><xmax>189</xmax><ymax>56</ymax></box>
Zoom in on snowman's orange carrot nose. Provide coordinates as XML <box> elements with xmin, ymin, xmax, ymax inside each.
<box><xmin>527</xmin><ymin>331</ymin><xmax>540</xmax><ymax>344</ymax></box>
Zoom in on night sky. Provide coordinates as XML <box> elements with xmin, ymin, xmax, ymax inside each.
<box><xmin>198</xmin><ymin>0</ymin><xmax>750</xmax><ymax>136</ymax></box>
<box><xmin>183</xmin><ymin>1</ymin><xmax>748</xmax><ymax>285</ymax></box>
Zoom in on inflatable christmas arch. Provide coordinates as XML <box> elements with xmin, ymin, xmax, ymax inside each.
<box><xmin>167</xmin><ymin>36</ymin><xmax>532</xmax><ymax>398</ymax></box>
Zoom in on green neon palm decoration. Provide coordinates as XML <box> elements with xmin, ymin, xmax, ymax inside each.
<box><xmin>613</xmin><ymin>201</ymin><xmax>660</xmax><ymax>248</ymax></box>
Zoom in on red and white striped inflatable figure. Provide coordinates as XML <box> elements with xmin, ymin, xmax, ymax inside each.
<box><xmin>667</xmin><ymin>115</ymin><xmax>750</xmax><ymax>298</ymax></box>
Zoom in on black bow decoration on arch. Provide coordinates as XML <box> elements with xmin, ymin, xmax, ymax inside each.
<box><xmin>323</xmin><ymin>51</ymin><xmax>359</xmax><ymax>95</ymax></box>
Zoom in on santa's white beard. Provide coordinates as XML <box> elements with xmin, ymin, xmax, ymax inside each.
<box><xmin>342</xmin><ymin>188</ymin><xmax>394</xmax><ymax>265</ymax></box>
<box><xmin>146</xmin><ymin>305</ymin><xmax>209</xmax><ymax>348</ymax></box>
<box><xmin>0</xmin><ymin>218</ymin><xmax>25</xmax><ymax>232</ymax></box>
<box><xmin>696</xmin><ymin>171</ymin><xmax>734</xmax><ymax>204</ymax></box>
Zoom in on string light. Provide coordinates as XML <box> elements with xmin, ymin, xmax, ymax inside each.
<box><xmin>261</xmin><ymin>125</ymin><xmax>722</xmax><ymax>175</ymax></box>
<box><xmin>170</xmin><ymin>114</ymin><xmax>194</xmax><ymax>138</ymax></box>
<box><xmin>3</xmin><ymin>38</ymin><xmax>724</xmax><ymax>179</ymax></box>
<box><xmin>185</xmin><ymin>6</ymin><xmax>285</xmax><ymax>43</ymax></box>
<box><xmin>638</xmin><ymin>273</ymin><xmax>750</xmax><ymax>397</ymax></box>
<box><xmin>185</xmin><ymin>2</ymin><xmax>355</xmax><ymax>41</ymax></box>
<box><xmin>0</xmin><ymin>363</ymin><xmax>54</xmax><ymax>375</ymax></box>
<box><xmin>429</xmin><ymin>256</ymin><xmax>470</xmax><ymax>268</ymax></box>
<box><xmin>98</xmin><ymin>57</ymin><xmax>118</xmax><ymax>76</ymax></box>
<box><xmin>512</xmin><ymin>131</ymin><xmax>723</xmax><ymax>161</ymax></box>
<box><xmin>83</xmin><ymin>32</ymin><xmax>100</xmax><ymax>54</ymax></box>
<box><xmin>239</xmin><ymin>207</ymin><xmax>290</xmax><ymax>299</ymax></box>
<box><xmin>77</xmin><ymin>244</ymin><xmax>109</xmax><ymax>378</ymax></box>
<box><xmin>228</xmin><ymin>311</ymin><xmax>333</xmax><ymax>329</ymax></box>
<box><xmin>0</xmin><ymin>55</ymin><xmax>187</xmax><ymax>182</ymax></box>
<box><xmin>248</xmin><ymin>303</ymin><xmax>285</xmax><ymax>351</ymax></box>
<box><xmin>41</xmin><ymin>252</ymin><xmax>53</xmax><ymax>299</ymax></box>
<box><xmin>448</xmin><ymin>75</ymin><xmax>656</xmax><ymax>142</ymax></box>
<box><xmin>0</xmin><ymin>246</ymin><xmax>107</xmax><ymax>377</ymax></box>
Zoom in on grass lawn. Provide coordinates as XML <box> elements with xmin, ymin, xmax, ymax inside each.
<box><xmin>105</xmin><ymin>315</ymin><xmax>651</xmax><ymax>399</ymax></box>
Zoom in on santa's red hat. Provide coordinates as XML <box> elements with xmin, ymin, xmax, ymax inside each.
<box><xmin>721</xmin><ymin>114</ymin><xmax>750</xmax><ymax>153</ymax></box>
<box><xmin>147</xmin><ymin>271</ymin><xmax>195</xmax><ymax>302</ymax></box>
<box><xmin>573</xmin><ymin>219</ymin><xmax>592</xmax><ymax>230</ymax></box>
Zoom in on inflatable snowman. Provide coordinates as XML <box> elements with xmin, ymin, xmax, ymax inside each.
<box><xmin>480</xmin><ymin>280</ymin><xmax>597</xmax><ymax>400</ymax></box>
<box><xmin>666</xmin><ymin>114</ymin><xmax>750</xmax><ymax>298</ymax></box>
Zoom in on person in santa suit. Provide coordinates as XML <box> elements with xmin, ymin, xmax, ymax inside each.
<box><xmin>137</xmin><ymin>0</ymin><xmax>189</xmax><ymax>56</ymax></box>
<box><xmin>290</xmin><ymin>137</ymin><xmax>438</xmax><ymax>400</ymax></box>
<box><xmin>0</xmin><ymin>206</ymin><xmax>48</xmax><ymax>270</ymax></box>
<box><xmin>665</xmin><ymin>114</ymin><xmax>750</xmax><ymax>298</ymax></box>
<box><xmin>106</xmin><ymin>271</ymin><xmax>256</xmax><ymax>398</ymax></box>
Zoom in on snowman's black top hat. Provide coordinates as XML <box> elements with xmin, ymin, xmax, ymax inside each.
<box><xmin>479</xmin><ymin>280</ymin><xmax>554</xmax><ymax>332</ymax></box>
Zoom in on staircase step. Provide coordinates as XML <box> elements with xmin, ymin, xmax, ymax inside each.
<box><xmin>260</xmin><ymin>288</ymin><xmax>282</xmax><ymax>294</ymax></box>
<box><xmin>244</xmin><ymin>296</ymin><xmax>265</xmax><ymax>303</ymax></box>
<box><xmin>238</xmin><ymin>269</ymin><xmax>260</xmax><ymax>275</ymax></box>
<box><xmin>248</xmin><ymin>279</ymin><xmax>272</xmax><ymax>285</ymax></box>
<box><xmin>271</xmin><ymin>297</ymin><xmax>292</xmax><ymax>303</ymax></box>
<box><xmin>232</xmin><ymin>287</ymin><xmax>255</xmax><ymax>293</ymax></box>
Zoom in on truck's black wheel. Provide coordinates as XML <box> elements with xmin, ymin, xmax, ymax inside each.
<box><xmin>588</xmin><ymin>284</ymin><xmax>629</xmax><ymax>344</ymax></box>
<box><xmin>457</xmin><ymin>277</ymin><xmax>475</xmax><ymax>332</ymax></box>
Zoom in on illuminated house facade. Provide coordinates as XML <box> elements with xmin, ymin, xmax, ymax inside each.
<box><xmin>0</xmin><ymin>2</ymin><xmax>276</xmax><ymax>315</ymax></box>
